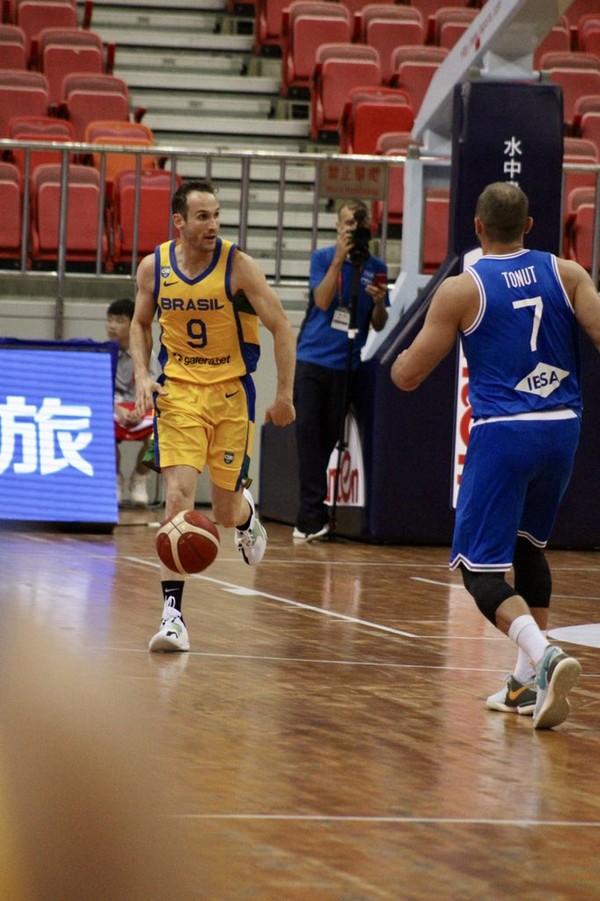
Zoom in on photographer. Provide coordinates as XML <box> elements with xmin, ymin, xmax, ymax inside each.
<box><xmin>293</xmin><ymin>199</ymin><xmax>389</xmax><ymax>541</ymax></box>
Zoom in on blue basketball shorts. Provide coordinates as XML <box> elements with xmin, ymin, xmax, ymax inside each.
<box><xmin>449</xmin><ymin>413</ymin><xmax>581</xmax><ymax>573</ymax></box>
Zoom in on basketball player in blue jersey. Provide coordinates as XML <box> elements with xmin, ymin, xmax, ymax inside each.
<box><xmin>129</xmin><ymin>178</ymin><xmax>296</xmax><ymax>652</ymax></box>
<box><xmin>392</xmin><ymin>181</ymin><xmax>600</xmax><ymax>729</ymax></box>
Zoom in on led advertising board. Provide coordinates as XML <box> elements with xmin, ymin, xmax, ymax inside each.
<box><xmin>0</xmin><ymin>343</ymin><xmax>118</xmax><ymax>525</ymax></box>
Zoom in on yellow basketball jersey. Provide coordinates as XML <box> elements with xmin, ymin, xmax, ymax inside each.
<box><xmin>154</xmin><ymin>238</ymin><xmax>260</xmax><ymax>384</ymax></box>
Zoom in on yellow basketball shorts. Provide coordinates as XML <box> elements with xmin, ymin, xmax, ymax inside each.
<box><xmin>154</xmin><ymin>376</ymin><xmax>255</xmax><ymax>491</ymax></box>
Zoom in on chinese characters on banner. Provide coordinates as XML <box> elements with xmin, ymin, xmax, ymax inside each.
<box><xmin>0</xmin><ymin>347</ymin><xmax>117</xmax><ymax>523</ymax></box>
<box><xmin>0</xmin><ymin>396</ymin><xmax>94</xmax><ymax>476</ymax></box>
<box><xmin>319</xmin><ymin>161</ymin><xmax>386</xmax><ymax>201</ymax></box>
<box><xmin>503</xmin><ymin>136</ymin><xmax>522</xmax><ymax>184</ymax></box>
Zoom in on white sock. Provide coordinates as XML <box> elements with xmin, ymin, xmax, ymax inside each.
<box><xmin>508</xmin><ymin>615</ymin><xmax>549</xmax><ymax>672</ymax></box>
<box><xmin>513</xmin><ymin>629</ymin><xmax>546</xmax><ymax>683</ymax></box>
<box><xmin>513</xmin><ymin>648</ymin><xmax>536</xmax><ymax>683</ymax></box>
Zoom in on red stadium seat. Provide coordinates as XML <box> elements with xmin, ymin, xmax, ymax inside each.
<box><xmin>563</xmin><ymin>136</ymin><xmax>598</xmax><ymax>208</ymax></box>
<box><xmin>438</xmin><ymin>20</ymin><xmax>470</xmax><ymax>50</ymax></box>
<box><xmin>540</xmin><ymin>50</ymin><xmax>600</xmax><ymax>71</ymax></box>
<box><xmin>38</xmin><ymin>27</ymin><xmax>111</xmax><ymax>105</ymax></box>
<box><xmin>579</xmin><ymin>110</ymin><xmax>600</xmax><ymax>155</ymax></box>
<box><xmin>254</xmin><ymin>0</ymin><xmax>291</xmax><ymax>56</ymax></box>
<box><xmin>339</xmin><ymin>86</ymin><xmax>414</xmax><ymax>154</ymax></box>
<box><xmin>548</xmin><ymin>68</ymin><xmax>600</xmax><ymax>131</ymax></box>
<box><xmin>390</xmin><ymin>59</ymin><xmax>444</xmax><ymax>114</ymax></box>
<box><xmin>339</xmin><ymin>0</ymin><xmax>393</xmax><ymax>19</ymax></box>
<box><xmin>573</xmin><ymin>93</ymin><xmax>600</xmax><ymax>133</ymax></box>
<box><xmin>430</xmin><ymin>6</ymin><xmax>478</xmax><ymax>46</ymax></box>
<box><xmin>578</xmin><ymin>25</ymin><xmax>600</xmax><ymax>59</ymax></box>
<box><xmin>310</xmin><ymin>44</ymin><xmax>382</xmax><ymax>142</ymax></box>
<box><xmin>409</xmin><ymin>0</ymin><xmax>471</xmax><ymax>43</ymax></box>
<box><xmin>577</xmin><ymin>14</ymin><xmax>600</xmax><ymax>52</ymax></box>
<box><xmin>7</xmin><ymin>113</ymin><xmax>74</xmax><ymax>138</ymax></box>
<box><xmin>281</xmin><ymin>1</ymin><xmax>353</xmax><ymax>97</ymax></box>
<box><xmin>30</xmin><ymin>162</ymin><xmax>108</xmax><ymax>267</ymax></box>
<box><xmin>564</xmin><ymin>187</ymin><xmax>598</xmax><ymax>272</ymax></box>
<box><xmin>388</xmin><ymin>44</ymin><xmax>448</xmax><ymax>93</ymax></box>
<box><xmin>533</xmin><ymin>24</ymin><xmax>571</xmax><ymax>69</ymax></box>
<box><xmin>111</xmin><ymin>168</ymin><xmax>181</xmax><ymax>268</ymax></box>
<box><xmin>6</xmin><ymin>114</ymin><xmax>75</xmax><ymax>177</ymax></box>
<box><xmin>84</xmin><ymin>119</ymin><xmax>156</xmax><ymax>191</ymax></box>
<box><xmin>357</xmin><ymin>5</ymin><xmax>425</xmax><ymax>84</ymax></box>
<box><xmin>16</xmin><ymin>0</ymin><xmax>77</xmax><ymax>60</ymax></box>
<box><xmin>0</xmin><ymin>160</ymin><xmax>22</xmax><ymax>264</ymax></box>
<box><xmin>0</xmin><ymin>24</ymin><xmax>27</xmax><ymax>69</ymax></box>
<box><xmin>370</xmin><ymin>131</ymin><xmax>417</xmax><ymax>233</ymax></box>
<box><xmin>423</xmin><ymin>187</ymin><xmax>450</xmax><ymax>273</ymax></box>
<box><xmin>562</xmin><ymin>0</ymin><xmax>600</xmax><ymax>40</ymax></box>
<box><xmin>59</xmin><ymin>72</ymin><xmax>130</xmax><ymax>140</ymax></box>
<box><xmin>0</xmin><ymin>70</ymin><xmax>50</xmax><ymax>137</ymax></box>
<box><xmin>85</xmin><ymin>120</ymin><xmax>157</xmax><ymax>199</ymax></box>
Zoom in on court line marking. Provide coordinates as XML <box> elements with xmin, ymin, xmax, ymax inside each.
<box><xmin>123</xmin><ymin>556</ymin><xmax>600</xmax><ymax>639</ymax></box>
<box><xmin>124</xmin><ymin>556</ymin><xmax>418</xmax><ymax>638</ymax></box>
<box><xmin>175</xmin><ymin>813</ymin><xmax>600</xmax><ymax>827</ymax></box>
<box><xmin>411</xmin><ymin>576</ymin><xmax>600</xmax><ymax>601</ymax></box>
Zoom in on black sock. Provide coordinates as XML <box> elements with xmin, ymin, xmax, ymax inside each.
<box><xmin>237</xmin><ymin>512</ymin><xmax>251</xmax><ymax>531</ymax></box>
<box><xmin>162</xmin><ymin>581</ymin><xmax>185</xmax><ymax>614</ymax></box>
<box><xmin>237</xmin><ymin>497</ymin><xmax>253</xmax><ymax>532</ymax></box>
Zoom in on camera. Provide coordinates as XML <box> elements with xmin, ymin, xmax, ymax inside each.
<box><xmin>348</xmin><ymin>207</ymin><xmax>371</xmax><ymax>265</ymax></box>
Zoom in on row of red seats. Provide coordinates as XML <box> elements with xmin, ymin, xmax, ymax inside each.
<box><xmin>1</xmin><ymin>0</ymin><xmax>94</xmax><ymax>50</ymax></box>
<box><xmin>0</xmin><ymin>69</ymin><xmax>145</xmax><ymax>140</ymax></box>
<box><xmin>280</xmin><ymin>2</ymin><xmax>473</xmax><ymax>94</ymax></box>
<box><xmin>0</xmin><ymin>23</ymin><xmax>116</xmax><ymax>105</ymax></box>
<box><xmin>0</xmin><ymin>160</ymin><xmax>180</xmax><ymax>271</ymax></box>
<box><xmin>280</xmin><ymin>3</ymin><xmax>600</xmax><ymax>135</ymax></box>
<box><xmin>256</xmin><ymin>0</ymin><xmax>486</xmax><ymax>57</ymax></box>
<box><xmin>256</xmin><ymin>0</ymin><xmax>600</xmax><ymax>60</ymax></box>
<box><xmin>312</xmin><ymin>49</ymin><xmax>600</xmax><ymax>151</ymax></box>
<box><xmin>3</xmin><ymin>115</ymin><xmax>157</xmax><ymax>196</ymax></box>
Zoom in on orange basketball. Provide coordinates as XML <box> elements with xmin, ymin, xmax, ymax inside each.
<box><xmin>155</xmin><ymin>510</ymin><xmax>220</xmax><ymax>574</ymax></box>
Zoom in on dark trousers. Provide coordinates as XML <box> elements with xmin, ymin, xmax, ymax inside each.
<box><xmin>293</xmin><ymin>360</ymin><xmax>355</xmax><ymax>532</ymax></box>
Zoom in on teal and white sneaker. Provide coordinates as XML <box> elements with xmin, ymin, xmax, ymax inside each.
<box><xmin>533</xmin><ymin>645</ymin><xmax>581</xmax><ymax>730</ymax></box>
<box><xmin>486</xmin><ymin>675</ymin><xmax>537</xmax><ymax>715</ymax></box>
<box><xmin>235</xmin><ymin>488</ymin><xmax>267</xmax><ymax>566</ymax></box>
<box><xmin>148</xmin><ymin>597</ymin><xmax>190</xmax><ymax>653</ymax></box>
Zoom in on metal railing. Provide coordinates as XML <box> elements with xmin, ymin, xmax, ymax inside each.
<box><xmin>1</xmin><ymin>138</ymin><xmax>599</xmax><ymax>335</ymax></box>
<box><xmin>0</xmin><ymin>137</ymin><xmax>398</xmax><ymax>273</ymax></box>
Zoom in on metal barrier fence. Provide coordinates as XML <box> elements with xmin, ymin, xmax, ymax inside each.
<box><xmin>2</xmin><ymin>138</ymin><xmax>599</xmax><ymax>320</ymax></box>
<box><xmin>0</xmin><ymin>139</ymin><xmax>401</xmax><ymax>273</ymax></box>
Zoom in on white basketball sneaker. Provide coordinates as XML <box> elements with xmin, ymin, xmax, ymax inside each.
<box><xmin>235</xmin><ymin>488</ymin><xmax>267</xmax><ymax>566</ymax></box>
<box><xmin>148</xmin><ymin>597</ymin><xmax>190</xmax><ymax>652</ymax></box>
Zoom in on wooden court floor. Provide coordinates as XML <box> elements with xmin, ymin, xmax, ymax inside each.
<box><xmin>2</xmin><ymin>505</ymin><xmax>600</xmax><ymax>900</ymax></box>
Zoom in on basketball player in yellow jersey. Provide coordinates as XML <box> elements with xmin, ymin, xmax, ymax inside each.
<box><xmin>130</xmin><ymin>177</ymin><xmax>296</xmax><ymax>652</ymax></box>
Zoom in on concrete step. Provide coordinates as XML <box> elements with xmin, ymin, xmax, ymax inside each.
<box><xmin>90</xmin><ymin>7</ymin><xmax>221</xmax><ymax>32</ymax></box>
<box><xmin>95</xmin><ymin>25</ymin><xmax>253</xmax><ymax>52</ymax></box>
<box><xmin>141</xmin><ymin>110</ymin><xmax>309</xmax><ymax>138</ymax></box>
<box><xmin>149</xmin><ymin>132</ymin><xmax>308</xmax><ymax>153</ymax></box>
<box><xmin>130</xmin><ymin>90</ymin><xmax>274</xmax><ymax>116</ymax></box>
<box><xmin>122</xmin><ymin>69</ymin><xmax>280</xmax><ymax>95</ymax></box>
<box><xmin>88</xmin><ymin>0</ymin><xmax>226</xmax><ymax>10</ymax></box>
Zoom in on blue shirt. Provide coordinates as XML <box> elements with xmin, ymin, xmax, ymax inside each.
<box><xmin>463</xmin><ymin>249</ymin><xmax>582</xmax><ymax>418</ymax></box>
<box><xmin>296</xmin><ymin>246</ymin><xmax>388</xmax><ymax>370</ymax></box>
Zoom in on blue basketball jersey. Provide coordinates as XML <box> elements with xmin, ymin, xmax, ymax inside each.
<box><xmin>463</xmin><ymin>250</ymin><xmax>582</xmax><ymax>418</ymax></box>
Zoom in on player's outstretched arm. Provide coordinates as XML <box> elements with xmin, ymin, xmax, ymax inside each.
<box><xmin>232</xmin><ymin>250</ymin><xmax>296</xmax><ymax>427</ymax></box>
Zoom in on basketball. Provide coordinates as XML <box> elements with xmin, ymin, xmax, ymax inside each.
<box><xmin>155</xmin><ymin>510</ymin><xmax>220</xmax><ymax>574</ymax></box>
